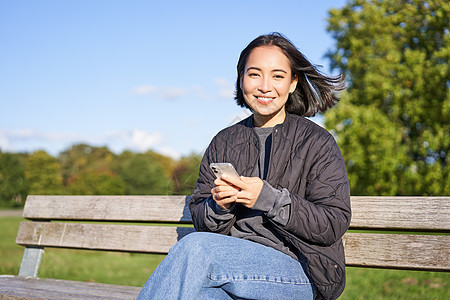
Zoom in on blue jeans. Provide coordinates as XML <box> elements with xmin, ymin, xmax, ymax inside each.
<box><xmin>137</xmin><ymin>232</ymin><xmax>316</xmax><ymax>299</ymax></box>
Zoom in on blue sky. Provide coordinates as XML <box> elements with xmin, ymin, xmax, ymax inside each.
<box><xmin>0</xmin><ymin>0</ymin><xmax>347</xmax><ymax>159</ymax></box>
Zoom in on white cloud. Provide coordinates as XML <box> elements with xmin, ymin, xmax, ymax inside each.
<box><xmin>191</xmin><ymin>85</ymin><xmax>210</xmax><ymax>100</ymax></box>
<box><xmin>129</xmin><ymin>130</ymin><xmax>162</xmax><ymax>151</ymax></box>
<box><xmin>214</xmin><ymin>78</ymin><xmax>235</xmax><ymax>99</ymax></box>
<box><xmin>0</xmin><ymin>129</ymin><xmax>81</xmax><ymax>154</ymax></box>
<box><xmin>157</xmin><ymin>146</ymin><xmax>181</xmax><ymax>160</ymax></box>
<box><xmin>0</xmin><ymin>129</ymin><xmax>80</xmax><ymax>141</ymax></box>
<box><xmin>131</xmin><ymin>85</ymin><xmax>158</xmax><ymax>95</ymax></box>
<box><xmin>104</xmin><ymin>130</ymin><xmax>163</xmax><ymax>153</ymax></box>
<box><xmin>130</xmin><ymin>81</ymin><xmax>234</xmax><ymax>101</ymax></box>
<box><xmin>161</xmin><ymin>87</ymin><xmax>188</xmax><ymax>99</ymax></box>
<box><xmin>0</xmin><ymin>131</ymin><xmax>13</xmax><ymax>152</ymax></box>
<box><xmin>0</xmin><ymin>128</ymin><xmax>184</xmax><ymax>158</ymax></box>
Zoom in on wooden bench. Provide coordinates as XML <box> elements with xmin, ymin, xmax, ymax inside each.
<box><xmin>0</xmin><ymin>195</ymin><xmax>449</xmax><ymax>299</ymax></box>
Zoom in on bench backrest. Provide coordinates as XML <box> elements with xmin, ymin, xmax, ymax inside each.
<box><xmin>16</xmin><ymin>195</ymin><xmax>450</xmax><ymax>277</ymax></box>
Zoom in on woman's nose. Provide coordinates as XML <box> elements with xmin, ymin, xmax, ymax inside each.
<box><xmin>258</xmin><ymin>78</ymin><xmax>272</xmax><ymax>93</ymax></box>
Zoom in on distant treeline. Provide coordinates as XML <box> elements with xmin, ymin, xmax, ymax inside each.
<box><xmin>0</xmin><ymin>144</ymin><xmax>202</xmax><ymax>208</ymax></box>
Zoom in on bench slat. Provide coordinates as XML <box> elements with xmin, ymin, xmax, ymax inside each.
<box><xmin>23</xmin><ymin>195</ymin><xmax>192</xmax><ymax>222</ymax></box>
<box><xmin>16</xmin><ymin>221</ymin><xmax>195</xmax><ymax>253</ymax></box>
<box><xmin>22</xmin><ymin>196</ymin><xmax>450</xmax><ymax>231</ymax></box>
<box><xmin>16</xmin><ymin>221</ymin><xmax>449</xmax><ymax>271</ymax></box>
<box><xmin>0</xmin><ymin>275</ymin><xmax>140</xmax><ymax>300</ymax></box>
<box><xmin>343</xmin><ymin>232</ymin><xmax>450</xmax><ymax>271</ymax></box>
<box><xmin>350</xmin><ymin>196</ymin><xmax>449</xmax><ymax>231</ymax></box>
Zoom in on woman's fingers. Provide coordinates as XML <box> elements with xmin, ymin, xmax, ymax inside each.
<box><xmin>215</xmin><ymin>177</ymin><xmax>242</xmax><ymax>192</ymax></box>
<box><xmin>211</xmin><ymin>185</ymin><xmax>237</xmax><ymax>210</ymax></box>
<box><xmin>235</xmin><ymin>176</ymin><xmax>264</xmax><ymax>208</ymax></box>
<box><xmin>220</xmin><ymin>174</ymin><xmax>245</xmax><ymax>189</ymax></box>
<box><xmin>212</xmin><ymin>175</ymin><xmax>262</xmax><ymax>209</ymax></box>
<box><xmin>211</xmin><ymin>186</ymin><xmax>238</xmax><ymax>200</ymax></box>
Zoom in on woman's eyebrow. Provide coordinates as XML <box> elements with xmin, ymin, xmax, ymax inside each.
<box><xmin>273</xmin><ymin>69</ymin><xmax>288</xmax><ymax>74</ymax></box>
<box><xmin>246</xmin><ymin>67</ymin><xmax>288</xmax><ymax>74</ymax></box>
<box><xmin>246</xmin><ymin>67</ymin><xmax>261</xmax><ymax>72</ymax></box>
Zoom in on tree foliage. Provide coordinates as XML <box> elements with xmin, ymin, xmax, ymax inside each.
<box><xmin>148</xmin><ymin>150</ymin><xmax>176</xmax><ymax>179</ymax></box>
<box><xmin>68</xmin><ymin>170</ymin><xmax>126</xmax><ymax>195</ymax></box>
<box><xmin>0</xmin><ymin>152</ymin><xmax>28</xmax><ymax>207</ymax></box>
<box><xmin>59</xmin><ymin>144</ymin><xmax>127</xmax><ymax>195</ymax></box>
<box><xmin>0</xmin><ymin>143</ymin><xmax>205</xmax><ymax>207</ymax></box>
<box><xmin>325</xmin><ymin>0</ymin><xmax>449</xmax><ymax>195</ymax></box>
<box><xmin>26</xmin><ymin>150</ymin><xmax>63</xmax><ymax>195</ymax></box>
<box><xmin>171</xmin><ymin>153</ymin><xmax>202</xmax><ymax>195</ymax></box>
<box><xmin>59</xmin><ymin>144</ymin><xmax>116</xmax><ymax>186</ymax></box>
<box><xmin>112</xmin><ymin>151</ymin><xmax>173</xmax><ymax>195</ymax></box>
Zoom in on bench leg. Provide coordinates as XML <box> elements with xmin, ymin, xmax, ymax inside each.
<box><xmin>18</xmin><ymin>247</ymin><xmax>44</xmax><ymax>277</ymax></box>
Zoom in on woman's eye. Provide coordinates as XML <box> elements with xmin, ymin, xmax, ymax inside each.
<box><xmin>274</xmin><ymin>74</ymin><xmax>284</xmax><ymax>79</ymax></box>
<box><xmin>248</xmin><ymin>73</ymin><xmax>260</xmax><ymax>78</ymax></box>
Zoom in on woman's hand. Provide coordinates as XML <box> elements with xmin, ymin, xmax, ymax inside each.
<box><xmin>211</xmin><ymin>177</ymin><xmax>239</xmax><ymax>210</ymax></box>
<box><xmin>220</xmin><ymin>174</ymin><xmax>264</xmax><ymax>208</ymax></box>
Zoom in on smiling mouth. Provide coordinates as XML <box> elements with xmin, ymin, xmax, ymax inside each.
<box><xmin>255</xmin><ymin>96</ymin><xmax>275</xmax><ymax>104</ymax></box>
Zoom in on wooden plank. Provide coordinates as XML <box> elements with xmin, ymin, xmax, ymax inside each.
<box><xmin>343</xmin><ymin>232</ymin><xmax>450</xmax><ymax>271</ymax></box>
<box><xmin>349</xmin><ymin>196</ymin><xmax>450</xmax><ymax>231</ymax></box>
<box><xmin>0</xmin><ymin>275</ymin><xmax>140</xmax><ymax>300</ymax></box>
<box><xmin>23</xmin><ymin>195</ymin><xmax>192</xmax><ymax>222</ymax></box>
<box><xmin>16</xmin><ymin>221</ymin><xmax>449</xmax><ymax>271</ymax></box>
<box><xmin>23</xmin><ymin>195</ymin><xmax>450</xmax><ymax>231</ymax></box>
<box><xmin>16</xmin><ymin>221</ymin><xmax>195</xmax><ymax>253</ymax></box>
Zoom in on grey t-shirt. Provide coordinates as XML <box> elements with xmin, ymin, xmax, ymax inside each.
<box><xmin>204</xmin><ymin>126</ymin><xmax>296</xmax><ymax>260</ymax></box>
<box><xmin>253</xmin><ymin>126</ymin><xmax>272</xmax><ymax>180</ymax></box>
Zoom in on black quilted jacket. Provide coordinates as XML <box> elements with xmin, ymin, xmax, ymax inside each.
<box><xmin>189</xmin><ymin>113</ymin><xmax>351</xmax><ymax>300</ymax></box>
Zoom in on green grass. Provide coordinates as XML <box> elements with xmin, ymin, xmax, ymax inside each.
<box><xmin>1</xmin><ymin>216</ymin><xmax>449</xmax><ymax>298</ymax></box>
<box><xmin>0</xmin><ymin>216</ymin><xmax>164</xmax><ymax>286</ymax></box>
<box><xmin>342</xmin><ymin>267</ymin><xmax>448</xmax><ymax>299</ymax></box>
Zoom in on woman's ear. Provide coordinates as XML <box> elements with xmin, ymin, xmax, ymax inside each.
<box><xmin>289</xmin><ymin>75</ymin><xmax>298</xmax><ymax>94</ymax></box>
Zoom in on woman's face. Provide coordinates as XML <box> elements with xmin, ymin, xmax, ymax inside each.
<box><xmin>241</xmin><ymin>45</ymin><xmax>298</xmax><ymax>127</ymax></box>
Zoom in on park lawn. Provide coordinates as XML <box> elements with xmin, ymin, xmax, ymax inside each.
<box><xmin>0</xmin><ymin>216</ymin><xmax>165</xmax><ymax>287</ymax></box>
<box><xmin>1</xmin><ymin>216</ymin><xmax>448</xmax><ymax>299</ymax></box>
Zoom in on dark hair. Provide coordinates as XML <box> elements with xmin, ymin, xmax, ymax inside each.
<box><xmin>234</xmin><ymin>32</ymin><xmax>345</xmax><ymax>117</ymax></box>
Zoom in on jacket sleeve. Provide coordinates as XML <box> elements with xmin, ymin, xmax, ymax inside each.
<box><xmin>252</xmin><ymin>181</ymin><xmax>292</xmax><ymax>226</ymax></box>
<box><xmin>256</xmin><ymin>135</ymin><xmax>351</xmax><ymax>247</ymax></box>
<box><xmin>284</xmin><ymin>136</ymin><xmax>351</xmax><ymax>246</ymax></box>
<box><xmin>189</xmin><ymin>136</ymin><xmax>237</xmax><ymax>234</ymax></box>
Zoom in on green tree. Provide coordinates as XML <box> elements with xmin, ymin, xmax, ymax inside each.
<box><xmin>59</xmin><ymin>144</ymin><xmax>125</xmax><ymax>195</ymax></box>
<box><xmin>68</xmin><ymin>170</ymin><xmax>126</xmax><ymax>195</ymax></box>
<box><xmin>59</xmin><ymin>144</ymin><xmax>116</xmax><ymax>186</ymax></box>
<box><xmin>171</xmin><ymin>153</ymin><xmax>202</xmax><ymax>195</ymax></box>
<box><xmin>0</xmin><ymin>152</ymin><xmax>28</xmax><ymax>207</ymax></box>
<box><xmin>147</xmin><ymin>150</ymin><xmax>176</xmax><ymax>179</ymax></box>
<box><xmin>325</xmin><ymin>0</ymin><xmax>449</xmax><ymax>195</ymax></box>
<box><xmin>113</xmin><ymin>152</ymin><xmax>173</xmax><ymax>195</ymax></box>
<box><xmin>25</xmin><ymin>150</ymin><xmax>64</xmax><ymax>195</ymax></box>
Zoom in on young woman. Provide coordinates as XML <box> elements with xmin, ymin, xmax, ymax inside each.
<box><xmin>138</xmin><ymin>33</ymin><xmax>351</xmax><ymax>300</ymax></box>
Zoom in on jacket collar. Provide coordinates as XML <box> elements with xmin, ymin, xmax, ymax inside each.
<box><xmin>243</xmin><ymin>112</ymin><xmax>294</xmax><ymax>130</ymax></box>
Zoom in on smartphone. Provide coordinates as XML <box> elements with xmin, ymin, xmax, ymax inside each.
<box><xmin>210</xmin><ymin>163</ymin><xmax>240</xmax><ymax>180</ymax></box>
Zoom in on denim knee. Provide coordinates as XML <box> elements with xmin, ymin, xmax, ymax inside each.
<box><xmin>172</xmin><ymin>232</ymin><xmax>213</xmax><ymax>252</ymax></box>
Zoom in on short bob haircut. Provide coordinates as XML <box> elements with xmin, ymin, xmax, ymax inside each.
<box><xmin>234</xmin><ymin>32</ymin><xmax>345</xmax><ymax>117</ymax></box>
